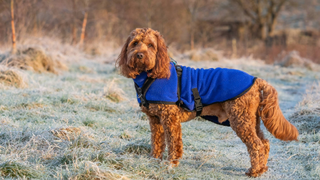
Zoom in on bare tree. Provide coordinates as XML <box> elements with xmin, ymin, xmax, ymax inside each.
<box><xmin>140</xmin><ymin>0</ymin><xmax>157</xmax><ymax>28</ymax></box>
<box><xmin>182</xmin><ymin>0</ymin><xmax>216</xmax><ymax>50</ymax></box>
<box><xmin>0</xmin><ymin>0</ymin><xmax>316</xmax><ymax>53</ymax></box>
<box><xmin>182</xmin><ymin>0</ymin><xmax>201</xmax><ymax>50</ymax></box>
<box><xmin>266</xmin><ymin>0</ymin><xmax>287</xmax><ymax>37</ymax></box>
<box><xmin>231</xmin><ymin>0</ymin><xmax>287</xmax><ymax>40</ymax></box>
<box><xmin>71</xmin><ymin>0</ymin><xmax>78</xmax><ymax>45</ymax></box>
<box><xmin>10</xmin><ymin>0</ymin><xmax>16</xmax><ymax>54</ymax></box>
<box><xmin>79</xmin><ymin>0</ymin><xmax>89</xmax><ymax>46</ymax></box>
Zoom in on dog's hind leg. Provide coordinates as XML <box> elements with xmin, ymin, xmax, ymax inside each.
<box><xmin>228</xmin><ymin>109</ymin><xmax>265</xmax><ymax>177</ymax></box>
<box><xmin>159</xmin><ymin>105</ymin><xmax>183</xmax><ymax>166</ymax></box>
<box><xmin>148</xmin><ymin>115</ymin><xmax>166</xmax><ymax>159</ymax></box>
<box><xmin>223</xmin><ymin>90</ymin><xmax>266</xmax><ymax>177</ymax></box>
<box><xmin>256</xmin><ymin>114</ymin><xmax>270</xmax><ymax>174</ymax></box>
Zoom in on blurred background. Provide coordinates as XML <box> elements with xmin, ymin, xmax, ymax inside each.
<box><xmin>0</xmin><ymin>0</ymin><xmax>320</xmax><ymax>63</ymax></box>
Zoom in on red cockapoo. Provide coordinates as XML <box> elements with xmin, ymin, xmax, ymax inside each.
<box><xmin>116</xmin><ymin>28</ymin><xmax>299</xmax><ymax>177</ymax></box>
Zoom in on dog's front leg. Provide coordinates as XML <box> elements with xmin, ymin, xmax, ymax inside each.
<box><xmin>148</xmin><ymin>114</ymin><xmax>166</xmax><ymax>159</ymax></box>
<box><xmin>160</xmin><ymin>110</ymin><xmax>183</xmax><ymax>166</ymax></box>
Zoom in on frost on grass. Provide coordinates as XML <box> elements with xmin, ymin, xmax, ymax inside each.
<box><xmin>0</xmin><ymin>47</ymin><xmax>68</xmax><ymax>74</ymax></box>
<box><xmin>285</xmin><ymin>82</ymin><xmax>320</xmax><ymax>179</ymax></box>
<box><xmin>78</xmin><ymin>65</ymin><xmax>94</xmax><ymax>74</ymax></box>
<box><xmin>123</xmin><ymin>139</ymin><xmax>152</xmax><ymax>155</ymax></box>
<box><xmin>290</xmin><ymin>82</ymin><xmax>320</xmax><ymax>133</ymax></box>
<box><xmin>119</xmin><ymin>131</ymin><xmax>132</xmax><ymax>140</ymax></box>
<box><xmin>1</xmin><ymin>42</ymin><xmax>320</xmax><ymax>179</ymax></box>
<box><xmin>0</xmin><ymin>160</ymin><xmax>39</xmax><ymax>179</ymax></box>
<box><xmin>276</xmin><ymin>51</ymin><xmax>320</xmax><ymax>71</ymax></box>
<box><xmin>85</xmin><ymin>101</ymin><xmax>117</xmax><ymax>112</ymax></box>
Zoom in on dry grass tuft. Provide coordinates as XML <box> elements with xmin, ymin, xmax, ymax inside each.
<box><xmin>85</xmin><ymin>102</ymin><xmax>117</xmax><ymax>113</ymax></box>
<box><xmin>51</xmin><ymin>127</ymin><xmax>94</xmax><ymax>141</ymax></box>
<box><xmin>105</xmin><ymin>92</ymin><xmax>124</xmax><ymax>103</ymax></box>
<box><xmin>104</xmin><ymin>80</ymin><xmax>127</xmax><ymax>103</ymax></box>
<box><xmin>189</xmin><ymin>48</ymin><xmax>220</xmax><ymax>61</ymax></box>
<box><xmin>0</xmin><ymin>68</ymin><xmax>27</xmax><ymax>88</ymax></box>
<box><xmin>16</xmin><ymin>102</ymin><xmax>45</xmax><ymax>109</ymax></box>
<box><xmin>78</xmin><ymin>66</ymin><xmax>94</xmax><ymax>74</ymax></box>
<box><xmin>0</xmin><ymin>47</ymin><xmax>68</xmax><ymax>74</ymax></box>
<box><xmin>119</xmin><ymin>131</ymin><xmax>132</xmax><ymax>140</ymax></box>
<box><xmin>72</xmin><ymin>161</ymin><xmax>129</xmax><ymax>180</ymax></box>
<box><xmin>276</xmin><ymin>51</ymin><xmax>320</xmax><ymax>71</ymax></box>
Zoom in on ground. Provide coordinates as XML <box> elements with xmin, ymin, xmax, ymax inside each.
<box><xmin>0</xmin><ymin>43</ymin><xmax>319</xmax><ymax>179</ymax></box>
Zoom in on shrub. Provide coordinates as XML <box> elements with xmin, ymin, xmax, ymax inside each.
<box><xmin>0</xmin><ymin>47</ymin><xmax>68</xmax><ymax>74</ymax></box>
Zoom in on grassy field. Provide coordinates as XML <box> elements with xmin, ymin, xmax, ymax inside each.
<box><xmin>0</xmin><ymin>42</ymin><xmax>319</xmax><ymax>179</ymax></box>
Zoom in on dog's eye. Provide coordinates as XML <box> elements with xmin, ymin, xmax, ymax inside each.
<box><xmin>148</xmin><ymin>44</ymin><xmax>153</xmax><ymax>48</ymax></box>
<box><xmin>133</xmin><ymin>42</ymin><xmax>138</xmax><ymax>46</ymax></box>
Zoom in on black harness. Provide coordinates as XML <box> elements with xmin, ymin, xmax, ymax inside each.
<box><xmin>134</xmin><ymin>77</ymin><xmax>155</xmax><ymax>109</ymax></box>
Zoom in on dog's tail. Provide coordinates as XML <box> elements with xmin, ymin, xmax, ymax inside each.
<box><xmin>257</xmin><ymin>78</ymin><xmax>299</xmax><ymax>141</ymax></box>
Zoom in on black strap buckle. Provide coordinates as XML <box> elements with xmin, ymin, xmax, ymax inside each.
<box><xmin>175</xmin><ymin>65</ymin><xmax>182</xmax><ymax>71</ymax></box>
<box><xmin>136</xmin><ymin>87</ymin><xmax>142</xmax><ymax>98</ymax></box>
<box><xmin>192</xmin><ymin>88</ymin><xmax>203</xmax><ymax>116</ymax></box>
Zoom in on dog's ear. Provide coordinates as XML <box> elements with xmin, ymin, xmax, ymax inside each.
<box><xmin>116</xmin><ymin>36</ymin><xmax>139</xmax><ymax>78</ymax></box>
<box><xmin>149</xmin><ymin>31</ymin><xmax>171</xmax><ymax>79</ymax></box>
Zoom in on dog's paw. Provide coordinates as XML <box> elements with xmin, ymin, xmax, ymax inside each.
<box><xmin>259</xmin><ymin>166</ymin><xmax>268</xmax><ymax>174</ymax></box>
<box><xmin>164</xmin><ymin>160</ymin><xmax>180</xmax><ymax>167</ymax></box>
<box><xmin>150</xmin><ymin>153</ymin><xmax>163</xmax><ymax>160</ymax></box>
<box><xmin>245</xmin><ymin>168</ymin><xmax>260</xmax><ymax>178</ymax></box>
<box><xmin>245</xmin><ymin>166</ymin><xmax>268</xmax><ymax>177</ymax></box>
<box><xmin>171</xmin><ymin>160</ymin><xmax>180</xmax><ymax>167</ymax></box>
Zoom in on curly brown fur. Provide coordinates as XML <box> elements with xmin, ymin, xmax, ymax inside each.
<box><xmin>223</xmin><ymin>80</ymin><xmax>267</xmax><ymax>177</ymax></box>
<box><xmin>116</xmin><ymin>28</ymin><xmax>170</xmax><ymax>79</ymax></box>
<box><xmin>146</xmin><ymin>114</ymin><xmax>166</xmax><ymax>159</ymax></box>
<box><xmin>256</xmin><ymin>79</ymin><xmax>299</xmax><ymax>141</ymax></box>
<box><xmin>117</xmin><ymin>28</ymin><xmax>299</xmax><ymax>177</ymax></box>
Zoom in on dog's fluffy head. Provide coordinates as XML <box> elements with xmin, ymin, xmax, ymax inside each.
<box><xmin>116</xmin><ymin>28</ymin><xmax>170</xmax><ymax>79</ymax></box>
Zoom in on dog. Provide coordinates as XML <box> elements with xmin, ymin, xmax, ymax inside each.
<box><xmin>116</xmin><ymin>28</ymin><xmax>299</xmax><ymax>177</ymax></box>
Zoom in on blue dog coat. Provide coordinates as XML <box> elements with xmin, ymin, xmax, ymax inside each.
<box><xmin>133</xmin><ymin>62</ymin><xmax>256</xmax><ymax>126</ymax></box>
<box><xmin>179</xmin><ymin>65</ymin><xmax>256</xmax><ymax>110</ymax></box>
<box><xmin>133</xmin><ymin>63</ymin><xmax>179</xmax><ymax>105</ymax></box>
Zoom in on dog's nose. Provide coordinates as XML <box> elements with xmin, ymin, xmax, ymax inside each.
<box><xmin>137</xmin><ymin>53</ymin><xmax>144</xmax><ymax>59</ymax></box>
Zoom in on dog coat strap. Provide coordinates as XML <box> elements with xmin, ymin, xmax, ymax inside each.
<box><xmin>134</xmin><ymin>83</ymin><xmax>144</xmax><ymax>105</ymax></box>
<box><xmin>175</xmin><ymin>65</ymin><xmax>183</xmax><ymax>107</ymax></box>
<box><xmin>171</xmin><ymin>58</ymin><xmax>183</xmax><ymax>106</ymax></box>
<box><xmin>134</xmin><ymin>77</ymin><xmax>155</xmax><ymax>109</ymax></box>
<box><xmin>192</xmin><ymin>88</ymin><xmax>203</xmax><ymax>116</ymax></box>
